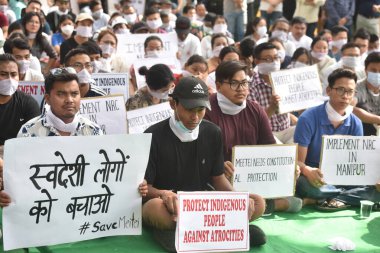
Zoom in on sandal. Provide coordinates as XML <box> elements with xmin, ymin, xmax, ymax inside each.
<box><xmin>316</xmin><ymin>199</ymin><xmax>350</xmax><ymax>212</ymax></box>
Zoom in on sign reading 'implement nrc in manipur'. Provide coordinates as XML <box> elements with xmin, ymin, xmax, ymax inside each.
<box><xmin>18</xmin><ymin>81</ymin><xmax>45</xmax><ymax>105</ymax></box>
<box><xmin>116</xmin><ymin>33</ymin><xmax>179</xmax><ymax>59</ymax></box>
<box><xmin>80</xmin><ymin>95</ymin><xmax>127</xmax><ymax>135</ymax></box>
<box><xmin>91</xmin><ymin>73</ymin><xmax>129</xmax><ymax>100</ymax></box>
<box><xmin>320</xmin><ymin>135</ymin><xmax>380</xmax><ymax>185</ymax></box>
<box><xmin>127</xmin><ymin>102</ymin><xmax>173</xmax><ymax>134</ymax></box>
<box><xmin>176</xmin><ymin>191</ymin><xmax>250</xmax><ymax>253</ymax></box>
<box><xmin>270</xmin><ymin>65</ymin><xmax>324</xmax><ymax>114</ymax></box>
<box><xmin>2</xmin><ymin>134</ymin><xmax>152</xmax><ymax>250</ymax></box>
<box><xmin>232</xmin><ymin>145</ymin><xmax>298</xmax><ymax>198</ymax></box>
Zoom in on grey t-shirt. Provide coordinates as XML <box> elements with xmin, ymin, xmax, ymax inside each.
<box><xmin>355</xmin><ymin>80</ymin><xmax>380</xmax><ymax>116</ymax></box>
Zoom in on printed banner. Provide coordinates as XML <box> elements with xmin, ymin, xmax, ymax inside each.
<box><xmin>91</xmin><ymin>73</ymin><xmax>129</xmax><ymax>100</ymax></box>
<box><xmin>270</xmin><ymin>65</ymin><xmax>324</xmax><ymax>114</ymax></box>
<box><xmin>80</xmin><ymin>95</ymin><xmax>127</xmax><ymax>135</ymax></box>
<box><xmin>176</xmin><ymin>191</ymin><xmax>249</xmax><ymax>252</ymax></box>
<box><xmin>117</xmin><ymin>33</ymin><xmax>179</xmax><ymax>59</ymax></box>
<box><xmin>18</xmin><ymin>81</ymin><xmax>45</xmax><ymax>105</ymax></box>
<box><xmin>320</xmin><ymin>135</ymin><xmax>380</xmax><ymax>185</ymax></box>
<box><xmin>232</xmin><ymin>145</ymin><xmax>297</xmax><ymax>198</ymax></box>
<box><xmin>127</xmin><ymin>102</ymin><xmax>173</xmax><ymax>133</ymax></box>
<box><xmin>2</xmin><ymin>134</ymin><xmax>151</xmax><ymax>250</ymax></box>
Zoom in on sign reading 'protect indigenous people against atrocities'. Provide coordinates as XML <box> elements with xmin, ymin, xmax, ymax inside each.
<box><xmin>320</xmin><ymin>136</ymin><xmax>380</xmax><ymax>185</ymax></box>
<box><xmin>2</xmin><ymin>134</ymin><xmax>151</xmax><ymax>250</ymax></box>
<box><xmin>127</xmin><ymin>102</ymin><xmax>173</xmax><ymax>133</ymax></box>
<box><xmin>176</xmin><ymin>192</ymin><xmax>249</xmax><ymax>252</ymax></box>
<box><xmin>80</xmin><ymin>95</ymin><xmax>127</xmax><ymax>135</ymax></box>
<box><xmin>270</xmin><ymin>65</ymin><xmax>324</xmax><ymax>114</ymax></box>
<box><xmin>232</xmin><ymin>145</ymin><xmax>297</xmax><ymax>198</ymax></box>
<box><xmin>91</xmin><ymin>73</ymin><xmax>130</xmax><ymax>100</ymax></box>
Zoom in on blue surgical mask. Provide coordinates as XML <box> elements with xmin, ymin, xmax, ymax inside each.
<box><xmin>367</xmin><ymin>71</ymin><xmax>380</xmax><ymax>88</ymax></box>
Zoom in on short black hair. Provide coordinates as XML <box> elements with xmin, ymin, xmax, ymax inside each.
<box><xmin>239</xmin><ymin>38</ymin><xmax>255</xmax><ymax>58</ymax></box>
<box><xmin>341</xmin><ymin>42</ymin><xmax>360</xmax><ymax>53</ymax></box>
<box><xmin>57</xmin><ymin>14</ymin><xmax>74</xmax><ymax>33</ymax></box>
<box><xmin>327</xmin><ymin>68</ymin><xmax>357</xmax><ymax>88</ymax></box>
<box><xmin>5</xmin><ymin>38</ymin><xmax>31</xmax><ymax>54</ymax></box>
<box><xmin>211</xmin><ymin>33</ymin><xmax>228</xmax><ymax>49</ymax></box>
<box><xmin>89</xmin><ymin>0</ymin><xmax>102</xmax><ymax>10</ymax></box>
<box><xmin>272</xmin><ymin>17</ymin><xmax>289</xmax><ymax>31</ymax></box>
<box><xmin>64</xmin><ymin>48</ymin><xmax>89</xmax><ymax>66</ymax></box>
<box><xmin>311</xmin><ymin>36</ymin><xmax>329</xmax><ymax>49</ymax></box>
<box><xmin>291</xmin><ymin>47</ymin><xmax>312</xmax><ymax>64</ymax></box>
<box><xmin>370</xmin><ymin>33</ymin><xmax>379</xmax><ymax>43</ymax></box>
<box><xmin>144</xmin><ymin>7</ymin><xmax>159</xmax><ymax>18</ymax></box>
<box><xmin>45</xmin><ymin>70</ymin><xmax>79</xmax><ymax>94</ymax></box>
<box><xmin>291</xmin><ymin>16</ymin><xmax>307</xmax><ymax>26</ymax></box>
<box><xmin>330</xmin><ymin>25</ymin><xmax>348</xmax><ymax>37</ymax></box>
<box><xmin>183</xmin><ymin>4</ymin><xmax>195</xmax><ymax>14</ymax></box>
<box><xmin>211</xmin><ymin>15</ymin><xmax>226</xmax><ymax>27</ymax></box>
<box><xmin>365</xmin><ymin>52</ymin><xmax>380</xmax><ymax>69</ymax></box>
<box><xmin>253</xmin><ymin>42</ymin><xmax>276</xmax><ymax>59</ymax></box>
<box><xmin>0</xmin><ymin>53</ymin><xmax>19</xmax><ymax>67</ymax></box>
<box><xmin>144</xmin><ymin>35</ymin><xmax>163</xmax><ymax>49</ymax></box>
<box><xmin>27</xmin><ymin>0</ymin><xmax>42</xmax><ymax>7</ymax></box>
<box><xmin>8</xmin><ymin>21</ymin><xmax>23</xmax><ymax>35</ymax></box>
<box><xmin>79</xmin><ymin>41</ymin><xmax>102</xmax><ymax>55</ymax></box>
<box><xmin>185</xmin><ymin>54</ymin><xmax>208</xmax><ymax>70</ymax></box>
<box><xmin>219</xmin><ymin>46</ymin><xmax>239</xmax><ymax>60</ymax></box>
<box><xmin>353</xmin><ymin>28</ymin><xmax>371</xmax><ymax>41</ymax></box>
<box><xmin>215</xmin><ymin>60</ymin><xmax>247</xmax><ymax>83</ymax></box>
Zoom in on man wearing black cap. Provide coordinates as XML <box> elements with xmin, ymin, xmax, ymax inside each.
<box><xmin>142</xmin><ymin>76</ymin><xmax>266</xmax><ymax>252</ymax></box>
<box><xmin>175</xmin><ymin>16</ymin><xmax>201</xmax><ymax>67</ymax></box>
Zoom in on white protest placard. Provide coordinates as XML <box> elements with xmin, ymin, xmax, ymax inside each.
<box><xmin>80</xmin><ymin>95</ymin><xmax>127</xmax><ymax>135</ymax></box>
<box><xmin>320</xmin><ymin>135</ymin><xmax>380</xmax><ymax>185</ymax></box>
<box><xmin>127</xmin><ymin>102</ymin><xmax>173</xmax><ymax>133</ymax></box>
<box><xmin>176</xmin><ymin>191</ymin><xmax>249</xmax><ymax>253</ymax></box>
<box><xmin>91</xmin><ymin>73</ymin><xmax>129</xmax><ymax>100</ymax></box>
<box><xmin>3</xmin><ymin>134</ymin><xmax>151</xmax><ymax>250</ymax></box>
<box><xmin>134</xmin><ymin>57</ymin><xmax>182</xmax><ymax>89</ymax></box>
<box><xmin>232</xmin><ymin>145</ymin><xmax>297</xmax><ymax>198</ymax></box>
<box><xmin>117</xmin><ymin>33</ymin><xmax>179</xmax><ymax>59</ymax></box>
<box><xmin>18</xmin><ymin>81</ymin><xmax>45</xmax><ymax>105</ymax></box>
<box><xmin>270</xmin><ymin>65</ymin><xmax>324</xmax><ymax>114</ymax></box>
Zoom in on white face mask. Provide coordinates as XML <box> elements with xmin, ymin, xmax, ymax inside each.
<box><xmin>341</xmin><ymin>56</ymin><xmax>361</xmax><ymax>69</ymax></box>
<box><xmin>325</xmin><ymin>101</ymin><xmax>353</xmax><ymax>123</ymax></box>
<box><xmin>100</xmin><ymin>43</ymin><xmax>115</xmax><ymax>56</ymax></box>
<box><xmin>212</xmin><ymin>45</ymin><xmax>224</xmax><ymax>58</ymax></box>
<box><xmin>148</xmin><ymin>87</ymin><xmax>171</xmax><ymax>100</ymax></box>
<box><xmin>56</xmin><ymin>9</ymin><xmax>68</xmax><ymax>16</ymax></box>
<box><xmin>257</xmin><ymin>26</ymin><xmax>267</xmax><ymax>38</ymax></box>
<box><xmin>213</xmin><ymin>23</ymin><xmax>227</xmax><ymax>34</ymax></box>
<box><xmin>145</xmin><ymin>50</ymin><xmax>163</xmax><ymax>58</ymax></box>
<box><xmin>278</xmin><ymin>49</ymin><xmax>286</xmax><ymax>61</ymax></box>
<box><xmin>27</xmin><ymin>32</ymin><xmax>37</xmax><ymax>39</ymax></box>
<box><xmin>146</xmin><ymin>19</ymin><xmax>162</xmax><ymax>30</ymax></box>
<box><xmin>61</xmin><ymin>24</ymin><xmax>74</xmax><ymax>36</ymax></box>
<box><xmin>0</xmin><ymin>5</ymin><xmax>8</xmax><ymax>12</ymax></box>
<box><xmin>330</xmin><ymin>39</ymin><xmax>347</xmax><ymax>50</ymax></box>
<box><xmin>217</xmin><ymin>92</ymin><xmax>246</xmax><ymax>115</ymax></box>
<box><xmin>257</xmin><ymin>61</ymin><xmax>281</xmax><ymax>75</ymax></box>
<box><xmin>271</xmin><ymin>30</ymin><xmax>288</xmax><ymax>42</ymax></box>
<box><xmin>46</xmin><ymin>107</ymin><xmax>79</xmax><ymax>133</ymax></box>
<box><xmin>169</xmin><ymin>114</ymin><xmax>200</xmax><ymax>142</ymax></box>
<box><xmin>76</xmin><ymin>26</ymin><xmax>93</xmax><ymax>38</ymax></box>
<box><xmin>93</xmin><ymin>60</ymin><xmax>102</xmax><ymax>73</ymax></box>
<box><xmin>92</xmin><ymin>9</ymin><xmax>103</xmax><ymax>19</ymax></box>
<box><xmin>0</xmin><ymin>78</ymin><xmax>19</xmax><ymax>96</ymax></box>
<box><xmin>292</xmin><ymin>61</ymin><xmax>308</xmax><ymax>68</ymax></box>
<box><xmin>77</xmin><ymin>68</ymin><xmax>92</xmax><ymax>83</ymax></box>
<box><xmin>160</xmin><ymin>8</ymin><xmax>171</xmax><ymax>15</ymax></box>
<box><xmin>367</xmin><ymin>71</ymin><xmax>380</xmax><ymax>88</ymax></box>
<box><xmin>99</xmin><ymin>57</ymin><xmax>112</xmax><ymax>72</ymax></box>
<box><xmin>311</xmin><ymin>51</ymin><xmax>327</xmax><ymax>61</ymax></box>
<box><xmin>368</xmin><ymin>89</ymin><xmax>380</xmax><ymax>97</ymax></box>
<box><xmin>17</xmin><ymin>59</ymin><xmax>31</xmax><ymax>74</ymax></box>
<box><xmin>115</xmin><ymin>28</ymin><xmax>129</xmax><ymax>34</ymax></box>
<box><xmin>124</xmin><ymin>13</ymin><xmax>137</xmax><ymax>23</ymax></box>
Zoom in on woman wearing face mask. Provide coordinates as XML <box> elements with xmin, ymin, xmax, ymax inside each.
<box><xmin>310</xmin><ymin>36</ymin><xmax>336</xmax><ymax>80</ymax></box>
<box><xmin>126</xmin><ymin>64</ymin><xmax>175</xmax><ymax>111</ymax></box>
<box><xmin>181</xmin><ymin>54</ymin><xmax>213</xmax><ymax>92</ymax></box>
<box><xmin>51</xmin><ymin>15</ymin><xmax>75</xmax><ymax>55</ymax></box>
<box><xmin>96</xmin><ymin>30</ymin><xmax>129</xmax><ymax>74</ymax></box>
<box><xmin>244</xmin><ymin>17</ymin><xmax>268</xmax><ymax>43</ymax></box>
<box><xmin>288</xmin><ymin>47</ymin><xmax>312</xmax><ymax>69</ymax></box>
<box><xmin>110</xmin><ymin>16</ymin><xmax>130</xmax><ymax>35</ymax></box>
<box><xmin>269</xmin><ymin>37</ymin><xmax>292</xmax><ymax>69</ymax></box>
<box><xmin>207</xmin><ymin>33</ymin><xmax>229</xmax><ymax>73</ymax></box>
<box><xmin>22</xmin><ymin>12</ymin><xmax>58</xmax><ymax>75</ymax></box>
<box><xmin>200</xmin><ymin>15</ymin><xmax>235</xmax><ymax>59</ymax></box>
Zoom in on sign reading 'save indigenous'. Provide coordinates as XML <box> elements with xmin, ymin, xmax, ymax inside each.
<box><xmin>2</xmin><ymin>134</ymin><xmax>151</xmax><ymax>250</ymax></box>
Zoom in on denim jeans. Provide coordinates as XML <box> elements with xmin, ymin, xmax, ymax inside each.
<box><xmin>225</xmin><ymin>10</ymin><xmax>244</xmax><ymax>41</ymax></box>
<box><xmin>260</xmin><ymin>10</ymin><xmax>283</xmax><ymax>29</ymax></box>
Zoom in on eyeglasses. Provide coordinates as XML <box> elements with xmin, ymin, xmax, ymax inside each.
<box><xmin>70</xmin><ymin>62</ymin><xmax>94</xmax><ymax>71</ymax></box>
<box><xmin>258</xmin><ymin>56</ymin><xmax>281</xmax><ymax>63</ymax></box>
<box><xmin>223</xmin><ymin>79</ymin><xmax>249</xmax><ymax>90</ymax></box>
<box><xmin>331</xmin><ymin>87</ymin><xmax>356</xmax><ymax>97</ymax></box>
<box><xmin>50</xmin><ymin>67</ymin><xmax>77</xmax><ymax>75</ymax></box>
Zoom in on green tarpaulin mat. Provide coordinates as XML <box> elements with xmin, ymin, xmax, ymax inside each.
<box><xmin>1</xmin><ymin>207</ymin><xmax>380</xmax><ymax>253</ymax></box>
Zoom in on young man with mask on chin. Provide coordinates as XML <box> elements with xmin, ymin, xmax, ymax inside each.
<box><xmin>205</xmin><ymin>60</ymin><xmax>303</xmax><ymax>215</ymax></box>
<box><xmin>142</xmin><ymin>76</ymin><xmax>267</xmax><ymax>252</ymax></box>
<box><xmin>0</xmin><ymin>53</ymin><xmax>40</xmax><ymax>156</ymax></box>
<box><xmin>295</xmin><ymin>68</ymin><xmax>380</xmax><ymax>210</ymax></box>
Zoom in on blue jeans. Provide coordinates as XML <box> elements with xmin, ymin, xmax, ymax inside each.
<box><xmin>306</xmin><ymin>22</ymin><xmax>317</xmax><ymax>38</ymax></box>
<box><xmin>296</xmin><ymin>176</ymin><xmax>380</xmax><ymax>206</ymax></box>
<box><xmin>260</xmin><ymin>10</ymin><xmax>283</xmax><ymax>29</ymax></box>
<box><xmin>225</xmin><ymin>10</ymin><xmax>244</xmax><ymax>41</ymax></box>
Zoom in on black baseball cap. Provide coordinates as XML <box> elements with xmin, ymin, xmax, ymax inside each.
<box><xmin>175</xmin><ymin>16</ymin><xmax>191</xmax><ymax>34</ymax></box>
<box><xmin>170</xmin><ymin>76</ymin><xmax>210</xmax><ymax>110</ymax></box>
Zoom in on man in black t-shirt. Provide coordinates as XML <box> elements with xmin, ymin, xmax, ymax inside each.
<box><xmin>142</xmin><ymin>76</ymin><xmax>266</xmax><ymax>252</ymax></box>
<box><xmin>0</xmin><ymin>54</ymin><xmax>40</xmax><ymax>154</ymax></box>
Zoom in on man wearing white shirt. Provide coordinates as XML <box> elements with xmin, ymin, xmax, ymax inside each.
<box><xmin>176</xmin><ymin>16</ymin><xmax>202</xmax><ymax>67</ymax></box>
<box><xmin>89</xmin><ymin>0</ymin><xmax>109</xmax><ymax>31</ymax></box>
<box><xmin>288</xmin><ymin>16</ymin><xmax>313</xmax><ymax>50</ymax></box>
